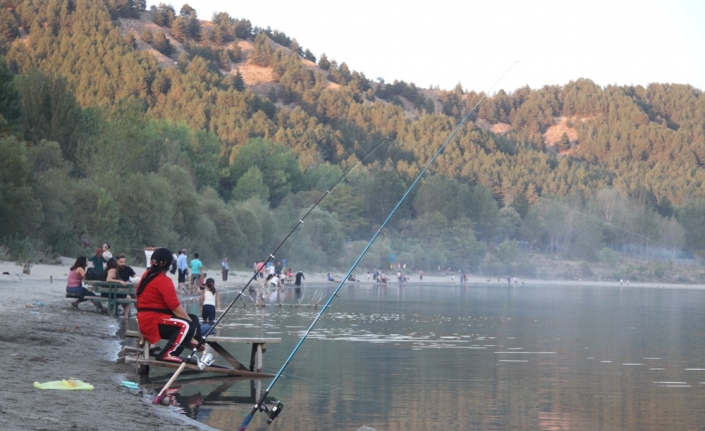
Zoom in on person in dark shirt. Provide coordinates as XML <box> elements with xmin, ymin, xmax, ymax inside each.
<box><xmin>294</xmin><ymin>271</ymin><xmax>305</xmax><ymax>296</ymax></box>
<box><xmin>115</xmin><ymin>254</ymin><xmax>138</xmax><ymax>317</ymax></box>
<box><xmin>116</xmin><ymin>254</ymin><xmax>137</xmax><ymax>282</ymax></box>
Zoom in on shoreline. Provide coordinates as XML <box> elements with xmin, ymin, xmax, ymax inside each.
<box><xmin>2</xmin><ymin>260</ymin><xmax>704</xmax><ymax>430</ymax></box>
<box><xmin>0</xmin><ymin>261</ymin><xmax>218</xmax><ymax>431</ymax></box>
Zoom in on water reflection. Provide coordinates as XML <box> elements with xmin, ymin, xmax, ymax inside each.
<box><xmin>146</xmin><ymin>284</ymin><xmax>705</xmax><ymax>431</ymax></box>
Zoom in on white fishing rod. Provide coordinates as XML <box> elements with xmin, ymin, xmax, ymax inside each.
<box><xmin>151</xmin><ymin>136</ymin><xmax>392</xmax><ymax>405</ymax></box>
<box><xmin>238</xmin><ymin>61</ymin><xmax>519</xmax><ymax>429</ymax></box>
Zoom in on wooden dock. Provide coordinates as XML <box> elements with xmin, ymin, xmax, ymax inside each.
<box><xmin>123</xmin><ymin>330</ymin><xmax>281</xmax><ymax>377</ymax></box>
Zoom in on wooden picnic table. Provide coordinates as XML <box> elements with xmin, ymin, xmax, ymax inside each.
<box><xmin>123</xmin><ymin>330</ymin><xmax>281</xmax><ymax>378</ymax></box>
<box><xmin>83</xmin><ymin>281</ymin><xmax>136</xmax><ymax>317</ymax></box>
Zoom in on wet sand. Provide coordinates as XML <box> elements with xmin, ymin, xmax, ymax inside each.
<box><xmin>0</xmin><ymin>261</ymin><xmax>217</xmax><ymax>431</ymax></box>
<box><xmin>1</xmin><ymin>260</ymin><xmax>701</xmax><ymax>431</ymax></box>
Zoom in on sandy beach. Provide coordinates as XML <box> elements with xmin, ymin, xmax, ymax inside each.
<box><xmin>0</xmin><ymin>261</ymin><xmax>218</xmax><ymax>431</ymax></box>
<box><xmin>1</xmin><ymin>259</ymin><xmax>703</xmax><ymax>431</ymax></box>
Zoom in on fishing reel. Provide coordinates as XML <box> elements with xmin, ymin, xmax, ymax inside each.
<box><xmin>258</xmin><ymin>401</ymin><xmax>284</xmax><ymax>425</ymax></box>
<box><xmin>196</xmin><ymin>352</ymin><xmax>214</xmax><ymax>370</ymax></box>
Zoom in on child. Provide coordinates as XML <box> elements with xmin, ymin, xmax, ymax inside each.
<box><xmin>200</xmin><ymin>278</ymin><xmax>221</xmax><ymax>324</ymax></box>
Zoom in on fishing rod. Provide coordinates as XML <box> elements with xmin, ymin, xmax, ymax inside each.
<box><xmin>238</xmin><ymin>61</ymin><xmax>519</xmax><ymax>429</ymax></box>
<box><xmin>151</xmin><ymin>136</ymin><xmax>392</xmax><ymax>405</ymax></box>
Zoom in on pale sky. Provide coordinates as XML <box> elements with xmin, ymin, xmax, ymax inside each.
<box><xmin>148</xmin><ymin>0</ymin><xmax>705</xmax><ymax>93</ymax></box>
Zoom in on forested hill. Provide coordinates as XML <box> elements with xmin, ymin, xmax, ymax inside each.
<box><xmin>1</xmin><ymin>0</ymin><xmax>705</xmax><ymax>276</ymax></box>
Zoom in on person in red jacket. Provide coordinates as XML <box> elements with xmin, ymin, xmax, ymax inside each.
<box><xmin>136</xmin><ymin>248</ymin><xmax>203</xmax><ymax>363</ymax></box>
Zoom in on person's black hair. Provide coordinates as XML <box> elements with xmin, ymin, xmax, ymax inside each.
<box><xmin>194</xmin><ymin>252</ymin><xmax>199</xmax><ymax>258</ymax></box>
<box><xmin>101</xmin><ymin>258</ymin><xmax>119</xmax><ymax>281</ymax></box>
<box><xmin>71</xmin><ymin>256</ymin><xmax>87</xmax><ymax>271</ymax></box>
<box><xmin>206</xmin><ymin>278</ymin><xmax>216</xmax><ymax>294</ymax></box>
<box><xmin>136</xmin><ymin>248</ymin><xmax>174</xmax><ymax>296</ymax></box>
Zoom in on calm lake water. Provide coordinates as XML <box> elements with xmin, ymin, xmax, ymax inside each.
<box><xmin>143</xmin><ymin>283</ymin><xmax>705</xmax><ymax>431</ymax></box>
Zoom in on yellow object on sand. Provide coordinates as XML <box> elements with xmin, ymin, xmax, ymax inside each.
<box><xmin>33</xmin><ymin>379</ymin><xmax>94</xmax><ymax>390</ymax></box>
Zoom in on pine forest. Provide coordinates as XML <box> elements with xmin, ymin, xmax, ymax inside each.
<box><xmin>1</xmin><ymin>0</ymin><xmax>705</xmax><ymax>282</ymax></box>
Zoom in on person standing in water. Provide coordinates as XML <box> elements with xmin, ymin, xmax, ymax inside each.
<box><xmin>199</xmin><ymin>278</ymin><xmax>221</xmax><ymax>324</ymax></box>
<box><xmin>189</xmin><ymin>253</ymin><xmax>203</xmax><ymax>295</ymax></box>
<box><xmin>221</xmin><ymin>258</ymin><xmax>229</xmax><ymax>282</ymax></box>
<box><xmin>294</xmin><ymin>270</ymin><xmax>305</xmax><ymax>295</ymax></box>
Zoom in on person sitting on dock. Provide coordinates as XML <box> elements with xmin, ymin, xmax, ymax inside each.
<box><xmin>136</xmin><ymin>248</ymin><xmax>204</xmax><ymax>364</ymax></box>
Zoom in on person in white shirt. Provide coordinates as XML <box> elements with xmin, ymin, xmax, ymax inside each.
<box><xmin>102</xmin><ymin>244</ymin><xmax>112</xmax><ymax>260</ymax></box>
<box><xmin>199</xmin><ymin>278</ymin><xmax>221</xmax><ymax>324</ymax></box>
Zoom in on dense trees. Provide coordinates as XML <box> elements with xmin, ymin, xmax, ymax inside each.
<box><xmin>0</xmin><ymin>0</ymin><xmax>703</xmax><ymax>274</ymax></box>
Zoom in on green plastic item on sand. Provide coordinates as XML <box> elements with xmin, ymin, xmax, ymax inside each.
<box><xmin>33</xmin><ymin>379</ymin><xmax>94</xmax><ymax>390</ymax></box>
<box><xmin>121</xmin><ymin>381</ymin><xmax>139</xmax><ymax>389</ymax></box>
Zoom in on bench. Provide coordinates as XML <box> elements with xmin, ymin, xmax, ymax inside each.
<box><xmin>123</xmin><ymin>330</ymin><xmax>281</xmax><ymax>377</ymax></box>
<box><xmin>94</xmin><ymin>282</ymin><xmax>136</xmax><ymax>317</ymax></box>
<box><xmin>66</xmin><ymin>290</ymin><xmax>112</xmax><ymax>310</ymax></box>
<box><xmin>68</xmin><ymin>281</ymin><xmax>136</xmax><ymax>317</ymax></box>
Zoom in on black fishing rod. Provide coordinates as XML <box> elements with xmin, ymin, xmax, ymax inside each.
<box><xmin>152</xmin><ymin>136</ymin><xmax>392</xmax><ymax>405</ymax></box>
<box><xmin>237</xmin><ymin>61</ymin><xmax>519</xmax><ymax>429</ymax></box>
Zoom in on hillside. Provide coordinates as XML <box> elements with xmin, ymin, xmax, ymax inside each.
<box><xmin>0</xmin><ymin>0</ymin><xmax>704</xmax><ymax>280</ymax></box>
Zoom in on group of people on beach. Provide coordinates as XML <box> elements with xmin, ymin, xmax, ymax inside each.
<box><xmin>67</xmin><ymin>245</ymin><xmax>137</xmax><ymax>316</ymax></box>
<box><xmin>66</xmin><ymin>246</ymin><xmax>225</xmax><ymax>363</ymax></box>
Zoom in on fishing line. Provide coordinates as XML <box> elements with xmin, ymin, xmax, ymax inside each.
<box><xmin>282</xmin><ymin>137</ymin><xmax>401</xmax><ymax>263</ymax></box>
<box><xmin>276</xmin><ymin>312</ymin><xmax>340</xmax><ymax>399</ymax></box>
<box><xmin>388</xmin><ymin>106</ymin><xmax>693</xmax><ymax>266</ymax></box>
<box><xmin>237</xmin><ymin>61</ymin><xmax>519</xmax><ymax>430</ymax></box>
<box><xmin>151</xmin><ymin>136</ymin><xmax>392</xmax><ymax>405</ymax></box>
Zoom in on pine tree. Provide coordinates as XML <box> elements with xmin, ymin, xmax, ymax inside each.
<box><xmin>153</xmin><ymin>3</ymin><xmax>176</xmax><ymax>27</ymax></box>
<box><xmin>290</xmin><ymin>38</ymin><xmax>302</xmax><ymax>56</ymax></box>
<box><xmin>232</xmin><ymin>70</ymin><xmax>245</xmax><ymax>92</ymax></box>
<box><xmin>249</xmin><ymin>33</ymin><xmax>272</xmax><ymax>67</ymax></box>
<box><xmin>303</xmin><ymin>48</ymin><xmax>316</xmax><ymax>63</ymax></box>
<box><xmin>318</xmin><ymin>53</ymin><xmax>330</xmax><ymax>70</ymax></box>
<box><xmin>170</xmin><ymin>16</ymin><xmax>188</xmax><ymax>42</ymax></box>
<box><xmin>141</xmin><ymin>28</ymin><xmax>153</xmax><ymax>44</ymax></box>
<box><xmin>152</xmin><ymin>31</ymin><xmax>172</xmax><ymax>55</ymax></box>
<box><xmin>0</xmin><ymin>56</ymin><xmax>21</xmax><ymax>126</ymax></box>
<box><xmin>234</xmin><ymin>19</ymin><xmax>251</xmax><ymax>39</ymax></box>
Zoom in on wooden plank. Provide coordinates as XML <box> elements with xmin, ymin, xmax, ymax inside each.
<box><xmin>142</xmin><ymin>375</ymin><xmax>254</xmax><ymax>387</ymax></box>
<box><xmin>124</xmin><ymin>330</ymin><xmax>281</xmax><ymax>344</ymax></box>
<box><xmin>206</xmin><ymin>341</ymin><xmax>248</xmax><ymax>371</ymax></box>
<box><xmin>255</xmin><ymin>344</ymin><xmax>263</xmax><ymax>373</ymax></box>
<box><xmin>205</xmin><ymin>336</ymin><xmax>281</xmax><ymax>344</ymax></box>
<box><xmin>124</xmin><ymin>356</ymin><xmax>274</xmax><ymax>378</ymax></box>
<box><xmin>250</xmin><ymin>344</ymin><xmax>257</xmax><ymax>372</ymax></box>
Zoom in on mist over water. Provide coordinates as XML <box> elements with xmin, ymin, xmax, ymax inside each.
<box><xmin>162</xmin><ymin>284</ymin><xmax>705</xmax><ymax>430</ymax></box>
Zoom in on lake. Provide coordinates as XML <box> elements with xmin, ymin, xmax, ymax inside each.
<box><xmin>144</xmin><ymin>283</ymin><xmax>705</xmax><ymax>431</ymax></box>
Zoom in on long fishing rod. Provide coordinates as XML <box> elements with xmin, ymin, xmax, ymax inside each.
<box><xmin>152</xmin><ymin>136</ymin><xmax>392</xmax><ymax>405</ymax></box>
<box><xmin>238</xmin><ymin>61</ymin><xmax>519</xmax><ymax>429</ymax></box>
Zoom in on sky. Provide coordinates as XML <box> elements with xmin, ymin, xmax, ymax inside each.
<box><xmin>147</xmin><ymin>0</ymin><xmax>705</xmax><ymax>93</ymax></box>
